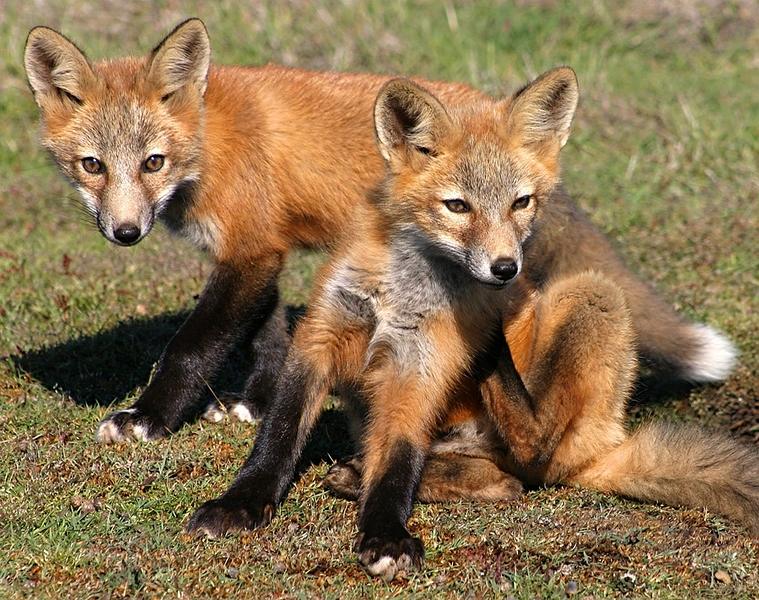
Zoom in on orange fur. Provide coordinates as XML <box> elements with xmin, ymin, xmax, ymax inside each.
<box><xmin>319</xmin><ymin>76</ymin><xmax>758</xmax><ymax>538</ymax></box>
<box><xmin>26</xmin><ymin>25</ymin><xmax>485</xmax><ymax>263</ymax></box>
<box><xmin>26</xmin><ymin>23</ymin><xmax>735</xmax><ymax>452</ymax></box>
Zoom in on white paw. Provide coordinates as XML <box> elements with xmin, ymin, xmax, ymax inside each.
<box><xmin>202</xmin><ymin>403</ymin><xmax>226</xmax><ymax>423</ymax></box>
<box><xmin>202</xmin><ymin>401</ymin><xmax>258</xmax><ymax>424</ymax></box>
<box><xmin>358</xmin><ymin>535</ymin><xmax>423</xmax><ymax>582</ymax></box>
<box><xmin>95</xmin><ymin>408</ymin><xmax>159</xmax><ymax>443</ymax></box>
<box><xmin>96</xmin><ymin>418</ymin><xmax>126</xmax><ymax>443</ymax></box>
<box><xmin>230</xmin><ymin>403</ymin><xmax>255</xmax><ymax>423</ymax></box>
<box><xmin>365</xmin><ymin>555</ymin><xmax>401</xmax><ymax>581</ymax></box>
<box><xmin>95</xmin><ymin>408</ymin><xmax>136</xmax><ymax>443</ymax></box>
<box><xmin>132</xmin><ymin>423</ymin><xmax>150</xmax><ymax>441</ymax></box>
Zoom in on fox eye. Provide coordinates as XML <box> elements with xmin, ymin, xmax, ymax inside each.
<box><xmin>81</xmin><ymin>157</ymin><xmax>103</xmax><ymax>174</ymax></box>
<box><xmin>63</xmin><ymin>91</ymin><xmax>82</xmax><ymax>105</ymax></box>
<box><xmin>512</xmin><ymin>194</ymin><xmax>532</xmax><ymax>210</ymax></box>
<box><xmin>143</xmin><ymin>155</ymin><xmax>165</xmax><ymax>173</ymax></box>
<box><xmin>443</xmin><ymin>199</ymin><xmax>470</xmax><ymax>213</ymax></box>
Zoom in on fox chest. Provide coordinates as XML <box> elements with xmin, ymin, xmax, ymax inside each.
<box><xmin>329</xmin><ymin>259</ymin><xmax>451</xmax><ymax>326</ymax></box>
<box><xmin>326</xmin><ymin>261</ymin><xmax>494</xmax><ymax>376</ymax></box>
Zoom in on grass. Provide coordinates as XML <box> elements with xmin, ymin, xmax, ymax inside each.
<box><xmin>1</xmin><ymin>0</ymin><xmax>757</xmax><ymax>597</ymax></box>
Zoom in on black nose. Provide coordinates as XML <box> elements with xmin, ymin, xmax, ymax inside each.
<box><xmin>113</xmin><ymin>224</ymin><xmax>141</xmax><ymax>245</ymax></box>
<box><xmin>490</xmin><ymin>258</ymin><xmax>518</xmax><ymax>282</ymax></box>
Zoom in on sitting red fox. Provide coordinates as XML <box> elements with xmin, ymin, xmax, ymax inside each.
<box><xmin>25</xmin><ymin>20</ymin><xmax>735</xmax><ymax>445</ymax></box>
<box><xmin>185</xmin><ymin>69</ymin><xmax>758</xmax><ymax>580</ymax></box>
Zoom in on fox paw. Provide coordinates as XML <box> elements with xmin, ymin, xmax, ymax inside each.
<box><xmin>96</xmin><ymin>408</ymin><xmax>167</xmax><ymax>443</ymax></box>
<box><xmin>356</xmin><ymin>531</ymin><xmax>424</xmax><ymax>581</ymax></box>
<box><xmin>323</xmin><ymin>456</ymin><xmax>363</xmax><ymax>500</ymax></box>
<box><xmin>185</xmin><ymin>495</ymin><xmax>275</xmax><ymax>538</ymax></box>
<box><xmin>201</xmin><ymin>395</ymin><xmax>262</xmax><ymax>425</ymax></box>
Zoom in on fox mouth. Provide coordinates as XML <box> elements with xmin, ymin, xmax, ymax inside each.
<box><xmin>477</xmin><ymin>278</ymin><xmax>513</xmax><ymax>289</ymax></box>
<box><xmin>466</xmin><ymin>264</ymin><xmax>520</xmax><ymax>289</ymax></box>
<box><xmin>469</xmin><ymin>268</ymin><xmax>521</xmax><ymax>289</ymax></box>
<box><xmin>96</xmin><ymin>210</ymin><xmax>155</xmax><ymax>247</ymax></box>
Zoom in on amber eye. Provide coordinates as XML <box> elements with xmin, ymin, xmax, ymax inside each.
<box><xmin>443</xmin><ymin>199</ymin><xmax>470</xmax><ymax>213</ymax></box>
<box><xmin>143</xmin><ymin>154</ymin><xmax>165</xmax><ymax>173</ymax></box>
<box><xmin>512</xmin><ymin>194</ymin><xmax>532</xmax><ymax>210</ymax></box>
<box><xmin>81</xmin><ymin>157</ymin><xmax>103</xmax><ymax>174</ymax></box>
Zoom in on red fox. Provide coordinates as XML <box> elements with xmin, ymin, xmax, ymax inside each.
<box><xmin>185</xmin><ymin>69</ymin><xmax>757</xmax><ymax>581</ymax></box>
<box><xmin>23</xmin><ymin>19</ymin><xmax>484</xmax><ymax>441</ymax></box>
<box><xmin>24</xmin><ymin>20</ymin><xmax>736</xmax><ymax>446</ymax></box>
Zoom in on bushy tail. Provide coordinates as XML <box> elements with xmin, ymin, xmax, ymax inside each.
<box><xmin>570</xmin><ymin>422</ymin><xmax>759</xmax><ymax>535</ymax></box>
<box><xmin>546</xmin><ymin>195</ymin><xmax>738</xmax><ymax>383</ymax></box>
<box><xmin>620</xmin><ymin>272</ymin><xmax>738</xmax><ymax>382</ymax></box>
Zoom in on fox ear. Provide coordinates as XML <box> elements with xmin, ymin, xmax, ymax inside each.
<box><xmin>147</xmin><ymin>18</ymin><xmax>210</xmax><ymax>99</ymax></box>
<box><xmin>374</xmin><ymin>78</ymin><xmax>451</xmax><ymax>164</ymax></box>
<box><xmin>24</xmin><ymin>26</ymin><xmax>96</xmax><ymax>107</ymax></box>
<box><xmin>506</xmin><ymin>66</ymin><xmax>578</xmax><ymax>150</ymax></box>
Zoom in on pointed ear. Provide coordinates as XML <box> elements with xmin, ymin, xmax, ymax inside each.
<box><xmin>506</xmin><ymin>66</ymin><xmax>579</xmax><ymax>150</ymax></box>
<box><xmin>147</xmin><ymin>18</ymin><xmax>210</xmax><ymax>99</ymax></box>
<box><xmin>374</xmin><ymin>78</ymin><xmax>452</xmax><ymax>163</ymax></box>
<box><xmin>24</xmin><ymin>26</ymin><xmax>96</xmax><ymax>106</ymax></box>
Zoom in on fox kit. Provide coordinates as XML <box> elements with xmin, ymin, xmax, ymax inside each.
<box><xmin>23</xmin><ymin>19</ymin><xmax>485</xmax><ymax>440</ymax></box>
<box><xmin>185</xmin><ymin>70</ymin><xmax>756</xmax><ymax>580</ymax></box>
<box><xmin>25</xmin><ymin>20</ymin><xmax>735</xmax><ymax>446</ymax></box>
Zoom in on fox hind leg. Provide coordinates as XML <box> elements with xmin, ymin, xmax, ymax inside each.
<box><xmin>325</xmin><ymin>452</ymin><xmax>522</xmax><ymax>503</ymax></box>
<box><xmin>323</xmin><ymin>455</ymin><xmax>363</xmax><ymax>501</ymax></box>
<box><xmin>417</xmin><ymin>452</ymin><xmax>523</xmax><ymax>502</ymax></box>
<box><xmin>202</xmin><ymin>302</ymin><xmax>291</xmax><ymax>425</ymax></box>
<box><xmin>482</xmin><ymin>271</ymin><xmax>636</xmax><ymax>482</ymax></box>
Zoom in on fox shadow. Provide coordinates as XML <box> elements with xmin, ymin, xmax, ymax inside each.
<box><xmin>12</xmin><ymin>309</ymin><xmax>694</xmax><ymax>466</ymax></box>
<box><xmin>14</xmin><ymin>311</ymin><xmax>195</xmax><ymax>408</ymax></box>
<box><xmin>629</xmin><ymin>371</ymin><xmax>696</xmax><ymax>408</ymax></box>
<box><xmin>13</xmin><ymin>305</ymin><xmax>310</xmax><ymax>408</ymax></box>
<box><xmin>12</xmin><ymin>305</ymin><xmax>354</xmax><ymax>464</ymax></box>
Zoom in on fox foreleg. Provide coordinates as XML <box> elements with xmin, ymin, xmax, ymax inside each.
<box><xmin>186</xmin><ymin>305</ymin><xmax>371</xmax><ymax>537</ymax></box>
<box><xmin>97</xmin><ymin>256</ymin><xmax>284</xmax><ymax>443</ymax></box>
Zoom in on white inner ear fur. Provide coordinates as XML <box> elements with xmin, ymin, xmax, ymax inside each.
<box><xmin>509</xmin><ymin>68</ymin><xmax>579</xmax><ymax>149</ymax></box>
<box><xmin>25</xmin><ymin>31</ymin><xmax>94</xmax><ymax>100</ymax></box>
<box><xmin>149</xmin><ymin>22</ymin><xmax>210</xmax><ymax>97</ymax></box>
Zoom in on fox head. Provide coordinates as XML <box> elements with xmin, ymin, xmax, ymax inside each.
<box><xmin>374</xmin><ymin>67</ymin><xmax>578</xmax><ymax>287</ymax></box>
<box><xmin>24</xmin><ymin>19</ymin><xmax>210</xmax><ymax>246</ymax></box>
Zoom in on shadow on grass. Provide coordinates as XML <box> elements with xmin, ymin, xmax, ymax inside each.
<box><xmin>631</xmin><ymin>373</ymin><xmax>695</xmax><ymax>406</ymax></box>
<box><xmin>300</xmin><ymin>407</ymin><xmax>355</xmax><ymax>467</ymax></box>
<box><xmin>13</xmin><ymin>311</ymin><xmax>193</xmax><ymax>407</ymax></box>
<box><xmin>13</xmin><ymin>305</ymin><xmax>309</xmax><ymax>408</ymax></box>
<box><xmin>11</xmin><ymin>308</ymin><xmax>695</xmax><ymax>468</ymax></box>
<box><xmin>12</xmin><ymin>307</ymin><xmax>355</xmax><ymax>467</ymax></box>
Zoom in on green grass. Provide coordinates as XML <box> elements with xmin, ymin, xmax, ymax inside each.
<box><xmin>1</xmin><ymin>1</ymin><xmax>757</xmax><ymax>597</ymax></box>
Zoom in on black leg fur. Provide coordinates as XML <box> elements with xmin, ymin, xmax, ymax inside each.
<box><xmin>186</xmin><ymin>353</ymin><xmax>323</xmax><ymax>536</ymax></box>
<box><xmin>97</xmin><ymin>261</ymin><xmax>282</xmax><ymax>443</ymax></box>
<box><xmin>203</xmin><ymin>302</ymin><xmax>291</xmax><ymax>424</ymax></box>
<box><xmin>357</xmin><ymin>440</ymin><xmax>426</xmax><ymax>581</ymax></box>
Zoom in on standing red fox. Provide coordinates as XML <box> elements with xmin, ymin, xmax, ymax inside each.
<box><xmin>23</xmin><ymin>19</ymin><xmax>483</xmax><ymax>440</ymax></box>
<box><xmin>185</xmin><ymin>70</ymin><xmax>757</xmax><ymax>580</ymax></box>
<box><xmin>25</xmin><ymin>19</ymin><xmax>735</xmax><ymax>443</ymax></box>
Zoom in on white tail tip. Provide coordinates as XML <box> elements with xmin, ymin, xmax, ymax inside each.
<box><xmin>684</xmin><ymin>324</ymin><xmax>738</xmax><ymax>382</ymax></box>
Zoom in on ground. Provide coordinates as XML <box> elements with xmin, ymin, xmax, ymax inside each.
<box><xmin>0</xmin><ymin>1</ymin><xmax>757</xmax><ymax>598</ymax></box>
